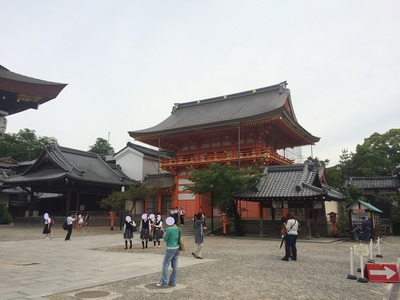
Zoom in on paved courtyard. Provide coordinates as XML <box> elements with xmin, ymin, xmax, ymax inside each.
<box><xmin>0</xmin><ymin>225</ymin><xmax>399</xmax><ymax>300</ymax></box>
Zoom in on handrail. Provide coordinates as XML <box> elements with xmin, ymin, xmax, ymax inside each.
<box><xmin>161</xmin><ymin>149</ymin><xmax>292</xmax><ymax>168</ymax></box>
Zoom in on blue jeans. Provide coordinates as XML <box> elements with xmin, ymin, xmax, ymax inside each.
<box><xmin>160</xmin><ymin>248</ymin><xmax>179</xmax><ymax>286</ymax></box>
<box><xmin>285</xmin><ymin>234</ymin><xmax>297</xmax><ymax>259</ymax></box>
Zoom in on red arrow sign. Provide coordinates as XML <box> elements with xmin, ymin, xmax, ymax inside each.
<box><xmin>365</xmin><ymin>264</ymin><xmax>400</xmax><ymax>283</ymax></box>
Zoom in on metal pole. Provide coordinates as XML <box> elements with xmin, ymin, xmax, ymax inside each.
<box><xmin>211</xmin><ymin>190</ymin><xmax>214</xmax><ymax>234</ymax></box>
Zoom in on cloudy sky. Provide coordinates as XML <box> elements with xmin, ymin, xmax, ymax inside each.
<box><xmin>2</xmin><ymin>1</ymin><xmax>399</xmax><ymax>166</ymax></box>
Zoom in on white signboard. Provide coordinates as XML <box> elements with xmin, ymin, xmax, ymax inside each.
<box><xmin>353</xmin><ymin>244</ymin><xmax>369</xmax><ymax>257</ymax></box>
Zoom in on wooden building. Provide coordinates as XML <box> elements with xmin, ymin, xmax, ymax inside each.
<box><xmin>0</xmin><ymin>65</ymin><xmax>67</xmax><ymax>134</ymax></box>
<box><xmin>1</xmin><ymin>145</ymin><xmax>135</xmax><ymax>217</ymax></box>
<box><xmin>236</xmin><ymin>163</ymin><xmax>344</xmax><ymax>238</ymax></box>
<box><xmin>129</xmin><ymin>82</ymin><xmax>321</xmax><ymax>219</ymax></box>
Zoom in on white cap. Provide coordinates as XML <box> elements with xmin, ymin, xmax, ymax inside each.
<box><xmin>165</xmin><ymin>216</ymin><xmax>175</xmax><ymax>226</ymax></box>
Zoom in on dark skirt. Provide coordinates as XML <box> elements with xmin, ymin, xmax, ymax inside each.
<box><xmin>124</xmin><ymin>229</ymin><xmax>133</xmax><ymax>239</ymax></box>
<box><xmin>43</xmin><ymin>224</ymin><xmax>51</xmax><ymax>234</ymax></box>
<box><xmin>152</xmin><ymin>228</ymin><xmax>163</xmax><ymax>241</ymax></box>
<box><xmin>140</xmin><ymin>228</ymin><xmax>150</xmax><ymax>240</ymax></box>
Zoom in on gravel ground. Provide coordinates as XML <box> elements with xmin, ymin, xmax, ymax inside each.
<box><xmin>1</xmin><ymin>224</ymin><xmax>399</xmax><ymax>300</ymax></box>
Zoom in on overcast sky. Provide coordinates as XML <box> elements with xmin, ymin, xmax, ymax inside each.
<box><xmin>2</xmin><ymin>1</ymin><xmax>399</xmax><ymax>166</ymax></box>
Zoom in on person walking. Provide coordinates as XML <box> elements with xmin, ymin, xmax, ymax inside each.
<box><xmin>139</xmin><ymin>213</ymin><xmax>150</xmax><ymax>249</ymax></box>
<box><xmin>192</xmin><ymin>212</ymin><xmax>207</xmax><ymax>259</ymax></box>
<box><xmin>42</xmin><ymin>213</ymin><xmax>52</xmax><ymax>240</ymax></box>
<box><xmin>84</xmin><ymin>213</ymin><xmax>91</xmax><ymax>232</ymax></box>
<box><xmin>282</xmin><ymin>213</ymin><xmax>299</xmax><ymax>261</ymax></box>
<box><xmin>65</xmin><ymin>213</ymin><xmax>76</xmax><ymax>241</ymax></box>
<box><xmin>123</xmin><ymin>216</ymin><xmax>136</xmax><ymax>250</ymax></box>
<box><xmin>157</xmin><ymin>216</ymin><xmax>180</xmax><ymax>287</ymax></box>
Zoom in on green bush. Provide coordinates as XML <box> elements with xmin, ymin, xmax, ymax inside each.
<box><xmin>0</xmin><ymin>204</ymin><xmax>13</xmax><ymax>224</ymax></box>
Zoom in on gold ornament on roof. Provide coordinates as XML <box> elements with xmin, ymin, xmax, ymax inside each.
<box><xmin>17</xmin><ymin>94</ymin><xmax>44</xmax><ymax>102</ymax></box>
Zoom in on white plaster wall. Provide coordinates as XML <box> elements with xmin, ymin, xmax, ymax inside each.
<box><xmin>114</xmin><ymin>148</ymin><xmax>144</xmax><ymax>181</ymax></box>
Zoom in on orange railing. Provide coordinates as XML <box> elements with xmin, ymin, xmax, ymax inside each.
<box><xmin>161</xmin><ymin>149</ymin><xmax>292</xmax><ymax>168</ymax></box>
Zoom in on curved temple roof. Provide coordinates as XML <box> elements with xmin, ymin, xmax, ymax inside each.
<box><xmin>0</xmin><ymin>65</ymin><xmax>67</xmax><ymax>115</ymax></box>
<box><xmin>236</xmin><ymin>163</ymin><xmax>344</xmax><ymax>202</ymax></box>
<box><xmin>1</xmin><ymin>145</ymin><xmax>134</xmax><ymax>188</ymax></box>
<box><xmin>129</xmin><ymin>82</ymin><xmax>319</xmax><ymax>147</ymax></box>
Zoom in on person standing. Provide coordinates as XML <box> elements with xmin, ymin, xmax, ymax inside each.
<box><xmin>282</xmin><ymin>213</ymin><xmax>299</xmax><ymax>261</ymax></box>
<box><xmin>77</xmin><ymin>214</ymin><xmax>84</xmax><ymax>230</ymax></box>
<box><xmin>179</xmin><ymin>207</ymin><xmax>185</xmax><ymax>226</ymax></box>
<box><xmin>153</xmin><ymin>215</ymin><xmax>163</xmax><ymax>248</ymax></box>
<box><xmin>123</xmin><ymin>216</ymin><xmax>136</xmax><ymax>250</ymax></box>
<box><xmin>65</xmin><ymin>213</ymin><xmax>76</xmax><ymax>241</ymax></box>
<box><xmin>352</xmin><ymin>224</ymin><xmax>361</xmax><ymax>242</ymax></box>
<box><xmin>192</xmin><ymin>212</ymin><xmax>207</xmax><ymax>259</ymax></box>
<box><xmin>361</xmin><ymin>217</ymin><xmax>372</xmax><ymax>242</ymax></box>
<box><xmin>139</xmin><ymin>213</ymin><xmax>150</xmax><ymax>249</ymax></box>
<box><xmin>43</xmin><ymin>213</ymin><xmax>52</xmax><ymax>240</ymax></box>
<box><xmin>172</xmin><ymin>207</ymin><xmax>179</xmax><ymax>225</ymax></box>
<box><xmin>157</xmin><ymin>216</ymin><xmax>180</xmax><ymax>287</ymax></box>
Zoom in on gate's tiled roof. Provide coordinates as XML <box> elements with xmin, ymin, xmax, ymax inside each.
<box><xmin>236</xmin><ymin>163</ymin><xmax>344</xmax><ymax>201</ymax></box>
<box><xmin>129</xmin><ymin>82</ymin><xmax>319</xmax><ymax>144</ymax></box>
<box><xmin>343</xmin><ymin>176</ymin><xmax>400</xmax><ymax>190</ymax></box>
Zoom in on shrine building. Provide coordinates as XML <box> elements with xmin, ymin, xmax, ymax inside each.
<box><xmin>0</xmin><ymin>65</ymin><xmax>67</xmax><ymax>134</ymax></box>
<box><xmin>129</xmin><ymin>82</ymin><xmax>321</xmax><ymax>219</ymax></box>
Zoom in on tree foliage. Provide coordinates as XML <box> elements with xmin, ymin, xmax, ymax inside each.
<box><xmin>0</xmin><ymin>204</ymin><xmax>13</xmax><ymax>224</ymax></box>
<box><xmin>0</xmin><ymin>128</ymin><xmax>58</xmax><ymax>161</ymax></box>
<box><xmin>89</xmin><ymin>137</ymin><xmax>114</xmax><ymax>155</ymax></box>
<box><xmin>184</xmin><ymin>164</ymin><xmax>263</xmax><ymax>235</ymax></box>
<box><xmin>304</xmin><ymin>156</ymin><xmax>329</xmax><ymax>167</ymax></box>
<box><xmin>100</xmin><ymin>183</ymin><xmax>154</xmax><ymax>214</ymax></box>
<box><xmin>341</xmin><ymin>129</ymin><xmax>400</xmax><ymax>177</ymax></box>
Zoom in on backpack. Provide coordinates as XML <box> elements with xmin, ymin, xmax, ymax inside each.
<box><xmin>62</xmin><ymin>220</ymin><xmax>68</xmax><ymax>230</ymax></box>
<box><xmin>50</xmin><ymin>218</ymin><xmax>55</xmax><ymax>226</ymax></box>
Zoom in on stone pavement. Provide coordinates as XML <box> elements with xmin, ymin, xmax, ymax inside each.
<box><xmin>0</xmin><ymin>233</ymin><xmax>206</xmax><ymax>300</ymax></box>
<box><xmin>0</xmin><ymin>226</ymin><xmax>399</xmax><ymax>300</ymax></box>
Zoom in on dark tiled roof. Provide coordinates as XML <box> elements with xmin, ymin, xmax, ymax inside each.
<box><xmin>116</xmin><ymin>142</ymin><xmax>170</xmax><ymax>159</ymax></box>
<box><xmin>343</xmin><ymin>177</ymin><xmax>400</xmax><ymax>190</ymax></box>
<box><xmin>1</xmin><ymin>145</ymin><xmax>135</xmax><ymax>187</ymax></box>
<box><xmin>142</xmin><ymin>173</ymin><xmax>175</xmax><ymax>188</ymax></box>
<box><xmin>0</xmin><ymin>65</ymin><xmax>67</xmax><ymax>115</ymax></box>
<box><xmin>129</xmin><ymin>82</ymin><xmax>319</xmax><ymax>144</ymax></box>
<box><xmin>236</xmin><ymin>163</ymin><xmax>344</xmax><ymax>201</ymax></box>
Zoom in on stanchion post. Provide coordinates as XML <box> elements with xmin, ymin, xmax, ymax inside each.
<box><xmin>376</xmin><ymin>237</ymin><xmax>383</xmax><ymax>258</ymax></box>
<box><xmin>367</xmin><ymin>239</ymin><xmax>375</xmax><ymax>263</ymax></box>
<box><xmin>357</xmin><ymin>255</ymin><xmax>368</xmax><ymax>283</ymax></box>
<box><xmin>347</xmin><ymin>247</ymin><xmax>357</xmax><ymax>280</ymax></box>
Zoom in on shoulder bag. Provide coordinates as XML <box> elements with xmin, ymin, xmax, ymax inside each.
<box><xmin>178</xmin><ymin>228</ymin><xmax>186</xmax><ymax>251</ymax></box>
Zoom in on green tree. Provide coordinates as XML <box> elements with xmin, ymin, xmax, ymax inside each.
<box><xmin>184</xmin><ymin>164</ymin><xmax>263</xmax><ymax>235</ymax></box>
<box><xmin>304</xmin><ymin>156</ymin><xmax>329</xmax><ymax>167</ymax></box>
<box><xmin>0</xmin><ymin>204</ymin><xmax>13</xmax><ymax>224</ymax></box>
<box><xmin>89</xmin><ymin>137</ymin><xmax>114</xmax><ymax>155</ymax></box>
<box><xmin>325</xmin><ymin>166</ymin><xmax>343</xmax><ymax>189</ymax></box>
<box><xmin>100</xmin><ymin>183</ymin><xmax>154</xmax><ymax>214</ymax></box>
<box><xmin>349</xmin><ymin>129</ymin><xmax>400</xmax><ymax>177</ymax></box>
<box><xmin>0</xmin><ymin>128</ymin><xmax>58</xmax><ymax>161</ymax></box>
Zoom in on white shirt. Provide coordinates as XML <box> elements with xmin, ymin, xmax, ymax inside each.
<box><xmin>285</xmin><ymin>219</ymin><xmax>299</xmax><ymax>235</ymax></box>
<box><xmin>67</xmin><ymin>216</ymin><xmax>75</xmax><ymax>225</ymax></box>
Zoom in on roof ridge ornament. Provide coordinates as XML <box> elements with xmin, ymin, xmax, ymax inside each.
<box><xmin>171</xmin><ymin>103</ymin><xmax>179</xmax><ymax>114</ymax></box>
<box><xmin>279</xmin><ymin>81</ymin><xmax>287</xmax><ymax>94</ymax></box>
